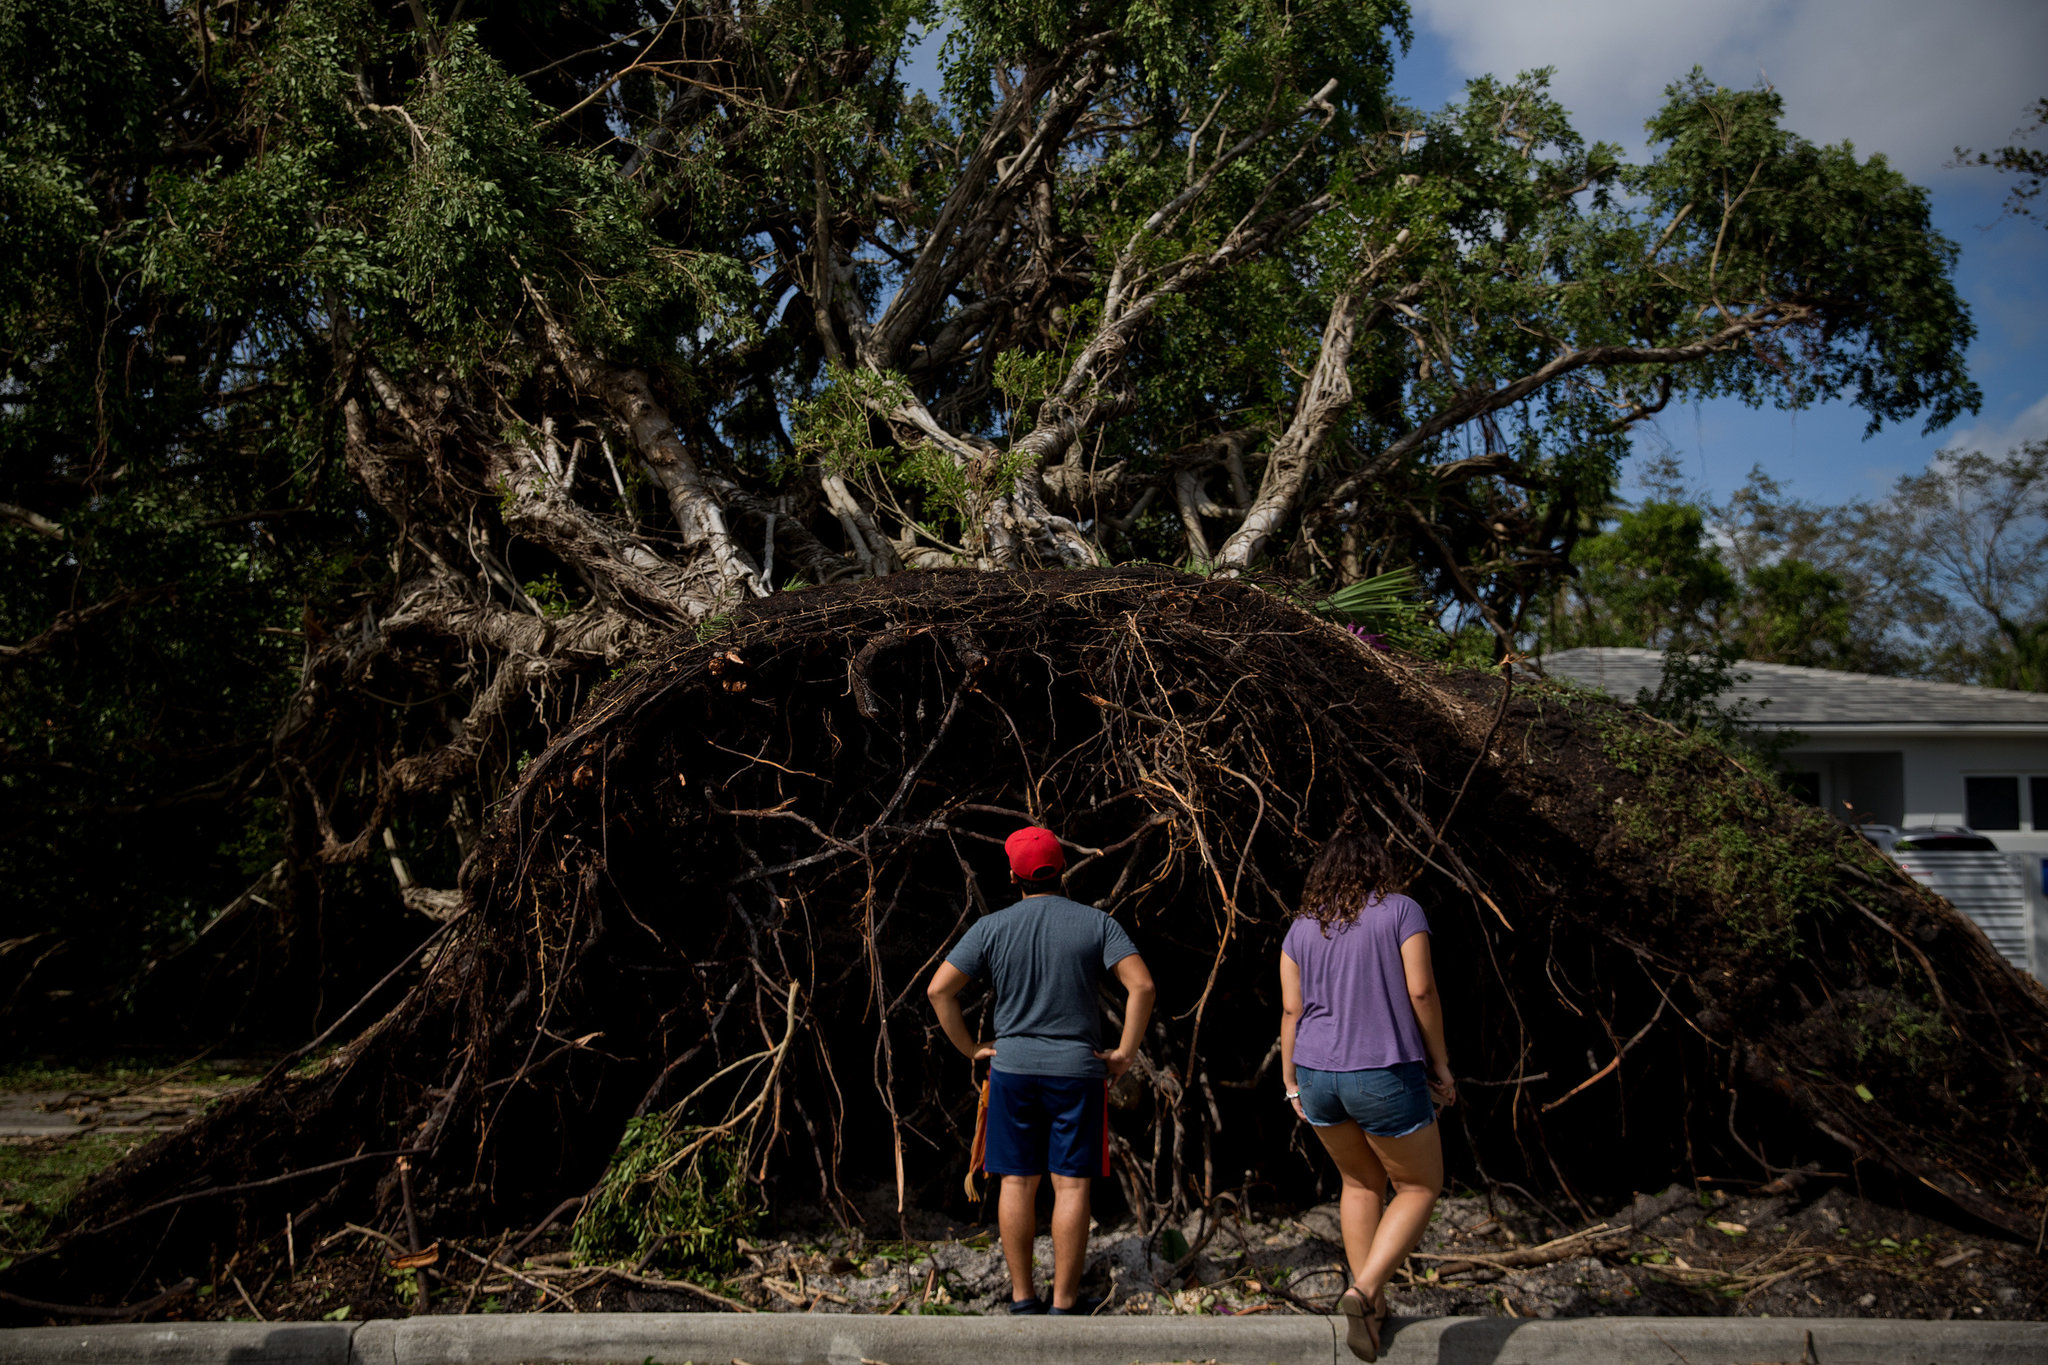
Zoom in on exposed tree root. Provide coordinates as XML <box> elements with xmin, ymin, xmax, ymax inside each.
<box><xmin>7</xmin><ymin>567</ymin><xmax>2044</xmax><ymax>1316</ymax></box>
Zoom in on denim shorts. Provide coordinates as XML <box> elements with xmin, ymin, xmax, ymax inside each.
<box><xmin>1296</xmin><ymin>1061</ymin><xmax>1435</xmax><ymax>1137</ymax></box>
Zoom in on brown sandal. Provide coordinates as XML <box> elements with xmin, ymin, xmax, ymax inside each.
<box><xmin>1337</xmin><ymin>1286</ymin><xmax>1379</xmax><ymax>1362</ymax></box>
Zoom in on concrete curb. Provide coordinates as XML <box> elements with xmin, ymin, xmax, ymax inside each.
<box><xmin>0</xmin><ymin>1322</ymin><xmax>351</xmax><ymax>1365</ymax></box>
<box><xmin>2</xmin><ymin>1313</ymin><xmax>2044</xmax><ymax>1365</ymax></box>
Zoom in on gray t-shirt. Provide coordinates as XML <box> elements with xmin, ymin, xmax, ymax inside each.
<box><xmin>944</xmin><ymin>895</ymin><xmax>1140</xmax><ymax>1078</ymax></box>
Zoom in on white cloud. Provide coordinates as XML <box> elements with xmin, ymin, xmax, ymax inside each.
<box><xmin>1945</xmin><ymin>391</ymin><xmax>2048</xmax><ymax>454</ymax></box>
<box><xmin>1413</xmin><ymin>0</ymin><xmax>2048</xmax><ymax>178</ymax></box>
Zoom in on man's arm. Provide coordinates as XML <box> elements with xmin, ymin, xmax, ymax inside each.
<box><xmin>1093</xmin><ymin>954</ymin><xmax>1156</xmax><ymax>1078</ymax></box>
<box><xmin>926</xmin><ymin>961</ymin><xmax>995</xmax><ymax>1062</ymax></box>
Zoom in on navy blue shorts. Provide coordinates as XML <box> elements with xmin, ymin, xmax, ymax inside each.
<box><xmin>983</xmin><ymin>1070</ymin><xmax>1110</xmax><ymax>1178</ymax></box>
<box><xmin>1297</xmin><ymin>1061</ymin><xmax>1435</xmax><ymax>1137</ymax></box>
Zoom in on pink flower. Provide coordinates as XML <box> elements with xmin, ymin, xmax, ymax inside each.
<box><xmin>1344</xmin><ymin>624</ymin><xmax>1390</xmax><ymax>652</ymax></box>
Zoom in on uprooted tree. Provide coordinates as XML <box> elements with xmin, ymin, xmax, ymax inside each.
<box><xmin>5</xmin><ymin>569</ymin><xmax>2045</xmax><ymax>1316</ymax></box>
<box><xmin>0</xmin><ymin>0</ymin><xmax>1980</xmax><ymax>1029</ymax></box>
<box><xmin>7</xmin><ymin>0</ymin><xmax>2035</xmax><ymax>1315</ymax></box>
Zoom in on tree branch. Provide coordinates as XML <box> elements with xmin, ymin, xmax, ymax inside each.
<box><xmin>0</xmin><ymin>586</ymin><xmax>175</xmax><ymax>666</ymax></box>
<box><xmin>0</xmin><ymin>502</ymin><xmax>66</xmax><ymax>541</ymax></box>
<box><xmin>1321</xmin><ymin>308</ymin><xmax>1812</xmax><ymax>514</ymax></box>
<box><xmin>863</xmin><ymin>41</ymin><xmax>1111</xmax><ymax>370</ymax></box>
<box><xmin>520</xmin><ymin>287</ymin><xmax>770</xmax><ymax>605</ymax></box>
<box><xmin>1213</xmin><ymin>237</ymin><xmax>1414</xmax><ymax>572</ymax></box>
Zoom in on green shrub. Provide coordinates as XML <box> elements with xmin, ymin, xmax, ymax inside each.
<box><xmin>571</xmin><ymin>1112</ymin><xmax>756</xmax><ymax>1276</ymax></box>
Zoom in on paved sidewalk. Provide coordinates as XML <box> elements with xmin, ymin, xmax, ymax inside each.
<box><xmin>2</xmin><ymin>1312</ymin><xmax>2044</xmax><ymax>1364</ymax></box>
<box><xmin>0</xmin><ymin>1088</ymin><xmax>228</xmax><ymax>1142</ymax></box>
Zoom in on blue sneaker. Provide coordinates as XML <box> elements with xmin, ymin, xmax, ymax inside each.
<box><xmin>1008</xmin><ymin>1296</ymin><xmax>1047</xmax><ymax>1314</ymax></box>
<box><xmin>1048</xmin><ymin>1295</ymin><xmax>1105</xmax><ymax>1316</ymax></box>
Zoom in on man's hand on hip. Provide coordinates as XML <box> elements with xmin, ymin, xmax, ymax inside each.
<box><xmin>1093</xmin><ymin>1046</ymin><xmax>1136</xmax><ymax>1078</ymax></box>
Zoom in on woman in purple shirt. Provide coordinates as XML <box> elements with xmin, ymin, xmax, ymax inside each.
<box><xmin>1279</xmin><ymin>818</ymin><xmax>1456</xmax><ymax>1362</ymax></box>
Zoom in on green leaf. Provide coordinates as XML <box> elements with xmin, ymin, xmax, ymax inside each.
<box><xmin>1314</xmin><ymin>568</ymin><xmax>1422</xmax><ymax>624</ymax></box>
<box><xmin>1854</xmin><ymin>1083</ymin><xmax>1875</xmax><ymax>1102</ymax></box>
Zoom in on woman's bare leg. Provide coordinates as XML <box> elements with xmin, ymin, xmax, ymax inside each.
<box><xmin>1355</xmin><ymin>1121</ymin><xmax>1444</xmax><ymax>1303</ymax></box>
<box><xmin>1309</xmin><ymin>1120</ymin><xmax>1390</xmax><ymax>1285</ymax></box>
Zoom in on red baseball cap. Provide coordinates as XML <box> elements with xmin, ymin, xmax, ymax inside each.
<box><xmin>1005</xmin><ymin>826</ymin><xmax>1066</xmax><ymax>881</ymax></box>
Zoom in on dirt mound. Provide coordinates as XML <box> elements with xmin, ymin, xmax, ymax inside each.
<box><xmin>7</xmin><ymin>567</ymin><xmax>2044</xmax><ymax>1317</ymax></box>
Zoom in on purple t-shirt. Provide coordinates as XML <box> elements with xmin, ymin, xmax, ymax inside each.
<box><xmin>1283</xmin><ymin>894</ymin><xmax>1430</xmax><ymax>1071</ymax></box>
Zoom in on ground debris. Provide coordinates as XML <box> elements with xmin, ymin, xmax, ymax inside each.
<box><xmin>193</xmin><ymin>1183</ymin><xmax>2048</xmax><ymax>1325</ymax></box>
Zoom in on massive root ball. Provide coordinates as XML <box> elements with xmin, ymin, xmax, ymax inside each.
<box><xmin>12</xmin><ymin>568</ymin><xmax>2047</xmax><ymax>1311</ymax></box>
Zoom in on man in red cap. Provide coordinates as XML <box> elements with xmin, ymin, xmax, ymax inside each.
<box><xmin>927</xmin><ymin>825</ymin><xmax>1156</xmax><ymax>1315</ymax></box>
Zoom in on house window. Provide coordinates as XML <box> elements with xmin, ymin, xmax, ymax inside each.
<box><xmin>1960</xmin><ymin>773</ymin><xmax>2048</xmax><ymax>832</ymax></box>
<box><xmin>1967</xmin><ymin>776</ymin><xmax>2021</xmax><ymax>830</ymax></box>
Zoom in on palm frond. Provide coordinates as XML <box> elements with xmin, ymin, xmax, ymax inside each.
<box><xmin>1314</xmin><ymin>568</ymin><xmax>1423</xmax><ymax>625</ymax></box>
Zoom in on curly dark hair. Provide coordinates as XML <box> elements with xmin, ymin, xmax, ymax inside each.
<box><xmin>1298</xmin><ymin>811</ymin><xmax>1397</xmax><ymax>932</ymax></box>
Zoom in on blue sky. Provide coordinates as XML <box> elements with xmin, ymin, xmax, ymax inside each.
<box><xmin>901</xmin><ymin>2</ymin><xmax>2048</xmax><ymax>507</ymax></box>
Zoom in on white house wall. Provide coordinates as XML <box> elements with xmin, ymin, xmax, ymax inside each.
<box><xmin>1537</xmin><ymin>650</ymin><xmax>2048</xmax><ymax>987</ymax></box>
<box><xmin>1781</xmin><ymin>729</ymin><xmax>2048</xmax><ymax>982</ymax></box>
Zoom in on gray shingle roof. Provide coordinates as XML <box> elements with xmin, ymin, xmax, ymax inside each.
<box><xmin>1536</xmin><ymin>646</ymin><xmax>2048</xmax><ymax>728</ymax></box>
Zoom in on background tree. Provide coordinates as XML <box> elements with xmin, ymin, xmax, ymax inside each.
<box><xmin>1956</xmin><ymin>96</ymin><xmax>2046</xmax><ymax>228</ymax></box>
<box><xmin>0</xmin><ymin>0</ymin><xmax>1977</xmax><ymax>1042</ymax></box>
<box><xmin>1541</xmin><ymin>498</ymin><xmax>1734</xmax><ymax>651</ymax></box>
<box><xmin>1708</xmin><ymin>468</ymin><xmax>1892</xmax><ymax>673</ymax></box>
<box><xmin>1860</xmin><ymin>444</ymin><xmax>2048</xmax><ymax>689</ymax></box>
<box><xmin>1542</xmin><ymin>445</ymin><xmax>2048</xmax><ymax>692</ymax></box>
